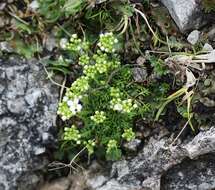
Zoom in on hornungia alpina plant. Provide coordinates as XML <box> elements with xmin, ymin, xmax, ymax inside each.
<box><xmin>57</xmin><ymin>32</ymin><xmax>167</xmax><ymax>160</ymax></box>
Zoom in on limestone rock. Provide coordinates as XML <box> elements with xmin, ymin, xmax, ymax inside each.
<box><xmin>187</xmin><ymin>30</ymin><xmax>200</xmax><ymax>45</ymax></box>
<box><xmin>0</xmin><ymin>56</ymin><xmax>60</xmax><ymax>190</ymax></box>
<box><xmin>84</xmin><ymin>126</ymin><xmax>215</xmax><ymax>190</ymax></box>
<box><xmin>160</xmin><ymin>0</ymin><xmax>204</xmax><ymax>32</ymax></box>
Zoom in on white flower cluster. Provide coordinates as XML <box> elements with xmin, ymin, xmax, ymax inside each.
<box><xmin>64</xmin><ymin>125</ymin><xmax>81</xmax><ymax>144</ymax></box>
<box><xmin>90</xmin><ymin>111</ymin><xmax>106</xmax><ymax>124</ymax></box>
<box><xmin>110</xmin><ymin>98</ymin><xmax>138</xmax><ymax>113</ymax></box>
<box><xmin>98</xmin><ymin>32</ymin><xmax>118</xmax><ymax>53</ymax></box>
<box><xmin>58</xmin><ymin>33</ymin><xmax>121</xmax><ymax>121</ymax></box>
<box><xmin>57</xmin><ymin>96</ymin><xmax>82</xmax><ymax>121</ymax></box>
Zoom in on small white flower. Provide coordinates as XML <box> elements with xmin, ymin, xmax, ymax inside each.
<box><xmin>73</xmin><ymin>97</ymin><xmax>80</xmax><ymax>104</ymax></box>
<box><xmin>133</xmin><ymin>103</ymin><xmax>138</xmax><ymax>108</ymax></box>
<box><xmin>114</xmin><ymin>104</ymin><xmax>123</xmax><ymax>111</ymax></box>
<box><xmin>114</xmin><ymin>39</ymin><xmax>118</xmax><ymax>43</ymax></box>
<box><xmin>71</xmin><ymin>34</ymin><xmax>77</xmax><ymax>38</ymax></box>
<box><xmin>67</xmin><ymin>100</ymin><xmax>74</xmax><ymax>107</ymax></box>
<box><xmin>60</xmin><ymin>38</ymin><xmax>68</xmax><ymax>49</ymax></box>
<box><xmin>62</xmin><ymin>116</ymin><xmax>67</xmax><ymax>121</ymax></box>
<box><xmin>76</xmin><ymin>104</ymin><xmax>82</xmax><ymax>112</ymax></box>
<box><xmin>63</xmin><ymin>96</ymin><xmax>69</xmax><ymax>102</ymax></box>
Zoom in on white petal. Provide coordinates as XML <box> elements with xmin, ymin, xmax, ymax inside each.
<box><xmin>73</xmin><ymin>98</ymin><xmax>80</xmax><ymax>104</ymax></box>
<box><xmin>67</xmin><ymin>100</ymin><xmax>74</xmax><ymax>107</ymax></box>
<box><xmin>76</xmin><ymin>104</ymin><xmax>82</xmax><ymax>112</ymax></box>
<box><xmin>63</xmin><ymin>96</ymin><xmax>68</xmax><ymax>102</ymax></box>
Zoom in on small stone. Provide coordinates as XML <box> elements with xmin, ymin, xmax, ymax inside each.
<box><xmin>132</xmin><ymin>67</ymin><xmax>147</xmax><ymax>83</ymax></box>
<box><xmin>204</xmin><ymin>79</ymin><xmax>211</xmax><ymax>87</ymax></box>
<box><xmin>202</xmin><ymin>43</ymin><xmax>213</xmax><ymax>52</ymax></box>
<box><xmin>0</xmin><ymin>3</ymin><xmax>6</xmax><ymax>10</ymax></box>
<box><xmin>59</xmin><ymin>38</ymin><xmax>68</xmax><ymax>49</ymax></box>
<box><xmin>33</xmin><ymin>147</ymin><xmax>46</xmax><ymax>155</ymax></box>
<box><xmin>136</xmin><ymin>56</ymin><xmax>146</xmax><ymax>65</ymax></box>
<box><xmin>187</xmin><ymin>30</ymin><xmax>200</xmax><ymax>45</ymax></box>
<box><xmin>28</xmin><ymin>0</ymin><xmax>39</xmax><ymax>11</ymax></box>
<box><xmin>44</xmin><ymin>36</ymin><xmax>56</xmax><ymax>51</ymax></box>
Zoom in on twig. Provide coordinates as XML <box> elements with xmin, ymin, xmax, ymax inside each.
<box><xmin>41</xmin><ymin>63</ymin><xmax>69</xmax><ymax>89</ymax></box>
<box><xmin>48</xmin><ymin>147</ymin><xmax>86</xmax><ymax>174</ymax></box>
<box><xmin>134</xmin><ymin>8</ymin><xmax>167</xmax><ymax>45</ymax></box>
<box><xmin>170</xmin><ymin>120</ymin><xmax>189</xmax><ymax>146</ymax></box>
<box><xmin>8</xmin><ymin>11</ymin><xmax>30</xmax><ymax>26</ymax></box>
<box><xmin>59</xmin><ymin>76</ymin><xmax>67</xmax><ymax>102</ymax></box>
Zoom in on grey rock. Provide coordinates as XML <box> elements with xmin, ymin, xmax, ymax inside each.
<box><xmin>132</xmin><ymin>67</ymin><xmax>147</xmax><ymax>83</ymax></box>
<box><xmin>160</xmin><ymin>0</ymin><xmax>204</xmax><ymax>32</ymax></box>
<box><xmin>97</xmin><ymin>180</ymin><xmax>136</xmax><ymax>190</ymax></box>
<box><xmin>208</xmin><ymin>25</ymin><xmax>215</xmax><ymax>42</ymax></box>
<box><xmin>161</xmin><ymin>154</ymin><xmax>215</xmax><ymax>190</ymax></box>
<box><xmin>0</xmin><ymin>3</ymin><xmax>6</xmax><ymax>10</ymax></box>
<box><xmin>184</xmin><ymin>127</ymin><xmax>215</xmax><ymax>159</ymax></box>
<box><xmin>187</xmin><ymin>30</ymin><xmax>200</xmax><ymax>45</ymax></box>
<box><xmin>0</xmin><ymin>42</ymin><xmax>14</xmax><ymax>53</ymax></box>
<box><xmin>59</xmin><ymin>38</ymin><xmax>68</xmax><ymax>49</ymax></box>
<box><xmin>84</xmin><ymin>126</ymin><xmax>215</xmax><ymax>190</ymax></box>
<box><xmin>123</xmin><ymin>139</ymin><xmax>141</xmax><ymax>152</ymax></box>
<box><xmin>44</xmin><ymin>36</ymin><xmax>56</xmax><ymax>52</ymax></box>
<box><xmin>87</xmin><ymin>175</ymin><xmax>108</xmax><ymax>189</ymax></box>
<box><xmin>0</xmin><ymin>56</ymin><xmax>60</xmax><ymax>190</ymax></box>
<box><xmin>202</xmin><ymin>43</ymin><xmax>213</xmax><ymax>52</ymax></box>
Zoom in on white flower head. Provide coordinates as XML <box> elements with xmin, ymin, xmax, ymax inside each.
<box><xmin>113</xmin><ymin>104</ymin><xmax>123</xmax><ymax>111</ymax></box>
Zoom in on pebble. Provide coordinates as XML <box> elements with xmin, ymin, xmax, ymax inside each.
<box><xmin>187</xmin><ymin>30</ymin><xmax>200</xmax><ymax>45</ymax></box>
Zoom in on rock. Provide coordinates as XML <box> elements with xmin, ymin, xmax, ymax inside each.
<box><xmin>39</xmin><ymin>178</ymin><xmax>71</xmax><ymax>190</ymax></box>
<box><xmin>132</xmin><ymin>66</ymin><xmax>148</xmax><ymax>83</ymax></box>
<box><xmin>202</xmin><ymin>43</ymin><xmax>213</xmax><ymax>52</ymax></box>
<box><xmin>0</xmin><ymin>42</ymin><xmax>14</xmax><ymax>53</ymax></box>
<box><xmin>208</xmin><ymin>25</ymin><xmax>215</xmax><ymax>42</ymax></box>
<box><xmin>187</xmin><ymin>30</ymin><xmax>200</xmax><ymax>45</ymax></box>
<box><xmin>97</xmin><ymin>179</ymin><xmax>136</xmax><ymax>190</ymax></box>
<box><xmin>184</xmin><ymin>127</ymin><xmax>215</xmax><ymax>159</ymax></box>
<box><xmin>0</xmin><ymin>56</ymin><xmax>60</xmax><ymax>190</ymax></box>
<box><xmin>160</xmin><ymin>0</ymin><xmax>204</xmax><ymax>32</ymax></box>
<box><xmin>0</xmin><ymin>3</ymin><xmax>6</xmax><ymax>10</ymax></box>
<box><xmin>161</xmin><ymin>154</ymin><xmax>215</xmax><ymax>190</ymax></box>
<box><xmin>87</xmin><ymin>175</ymin><xmax>108</xmax><ymax>189</ymax></box>
<box><xmin>28</xmin><ymin>0</ymin><xmax>39</xmax><ymax>11</ymax></box>
<box><xmin>59</xmin><ymin>38</ymin><xmax>68</xmax><ymax>49</ymax></box>
<box><xmin>80</xmin><ymin>126</ymin><xmax>215</xmax><ymax>190</ymax></box>
<box><xmin>43</xmin><ymin>36</ymin><xmax>56</xmax><ymax>52</ymax></box>
<box><xmin>123</xmin><ymin>139</ymin><xmax>141</xmax><ymax>152</ymax></box>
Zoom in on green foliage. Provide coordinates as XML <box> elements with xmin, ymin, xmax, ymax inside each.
<box><xmin>122</xmin><ymin>128</ymin><xmax>135</xmax><ymax>141</ymax></box>
<box><xmin>57</xmin><ymin>33</ymin><xmax>167</xmax><ymax>160</ymax></box>
<box><xmin>38</xmin><ymin>0</ymin><xmax>87</xmax><ymax>22</ymax></box>
<box><xmin>202</xmin><ymin>0</ymin><xmax>215</xmax><ymax>13</ymax></box>
<box><xmin>147</xmin><ymin>55</ymin><xmax>168</xmax><ymax>76</ymax></box>
<box><xmin>106</xmin><ymin>140</ymin><xmax>122</xmax><ymax>160</ymax></box>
